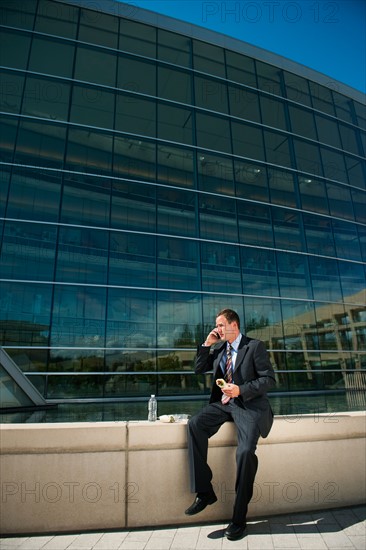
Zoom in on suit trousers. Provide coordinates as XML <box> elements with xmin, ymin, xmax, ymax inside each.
<box><xmin>187</xmin><ymin>400</ymin><xmax>260</xmax><ymax>525</ymax></box>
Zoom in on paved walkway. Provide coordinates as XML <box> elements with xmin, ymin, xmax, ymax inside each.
<box><xmin>1</xmin><ymin>505</ymin><xmax>365</xmax><ymax>549</ymax></box>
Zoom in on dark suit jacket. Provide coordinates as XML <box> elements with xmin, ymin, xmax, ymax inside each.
<box><xmin>195</xmin><ymin>335</ymin><xmax>276</xmax><ymax>438</ymax></box>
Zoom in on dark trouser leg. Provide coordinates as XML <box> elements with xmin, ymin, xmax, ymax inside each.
<box><xmin>231</xmin><ymin>406</ymin><xmax>261</xmax><ymax>525</ymax></box>
<box><xmin>187</xmin><ymin>403</ymin><xmax>230</xmax><ymax>493</ymax></box>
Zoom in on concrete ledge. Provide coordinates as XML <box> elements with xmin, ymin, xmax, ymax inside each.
<box><xmin>0</xmin><ymin>412</ymin><xmax>365</xmax><ymax>534</ymax></box>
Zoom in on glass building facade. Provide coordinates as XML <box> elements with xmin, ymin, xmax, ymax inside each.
<box><xmin>0</xmin><ymin>0</ymin><xmax>365</xmax><ymax>413</ymax></box>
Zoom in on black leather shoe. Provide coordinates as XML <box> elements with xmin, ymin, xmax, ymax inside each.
<box><xmin>224</xmin><ymin>522</ymin><xmax>247</xmax><ymax>540</ymax></box>
<box><xmin>184</xmin><ymin>491</ymin><xmax>217</xmax><ymax>515</ymax></box>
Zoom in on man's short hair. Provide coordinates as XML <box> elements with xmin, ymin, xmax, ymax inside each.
<box><xmin>216</xmin><ymin>309</ymin><xmax>240</xmax><ymax>330</ymax></box>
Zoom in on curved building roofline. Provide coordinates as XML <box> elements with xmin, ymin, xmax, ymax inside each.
<box><xmin>56</xmin><ymin>0</ymin><xmax>365</xmax><ymax>104</ymax></box>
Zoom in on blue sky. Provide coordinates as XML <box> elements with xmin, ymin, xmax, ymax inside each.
<box><xmin>122</xmin><ymin>0</ymin><xmax>366</xmax><ymax>94</ymax></box>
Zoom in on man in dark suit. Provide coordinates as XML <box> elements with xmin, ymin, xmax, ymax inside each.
<box><xmin>185</xmin><ymin>309</ymin><xmax>276</xmax><ymax>541</ymax></box>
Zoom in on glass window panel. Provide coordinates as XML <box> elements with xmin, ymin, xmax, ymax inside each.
<box><xmin>193</xmin><ymin>40</ymin><xmax>225</xmax><ymax>77</ymax></box>
<box><xmin>303</xmin><ymin>213</ymin><xmax>335</xmax><ymax>256</ymax></box>
<box><xmin>352</xmin><ymin>189</ymin><xmax>366</xmax><ymax>224</ymax></box>
<box><xmin>194</xmin><ymin>76</ymin><xmax>228</xmax><ymax>113</ymax></box>
<box><xmin>260</xmin><ymin>95</ymin><xmax>287</xmax><ymax>131</ymax></box>
<box><xmin>29</xmin><ymin>36</ymin><xmax>75</xmax><ymax>78</ymax></box>
<box><xmin>308</xmin><ymin>256</ymin><xmax>342</xmax><ymax>302</ymax></box>
<box><xmin>118</xmin><ymin>55</ymin><xmax>156</xmax><ymax>96</ymax></box>
<box><xmin>159</xmin><ymin>66</ymin><xmax>191</xmax><ymax>104</ymax></box>
<box><xmin>332</xmin><ymin>219</ymin><xmax>361</xmax><ymax>261</ymax></box>
<box><xmin>115</xmin><ymin>95</ymin><xmax>156</xmax><ymax>137</ymax></box>
<box><xmin>6</xmin><ymin>349</ymin><xmax>48</xmax><ymax>373</ymax></box>
<box><xmin>157</xmin><ymin>353</ymin><xmax>201</xmax><ymax>396</ymax></box>
<box><xmin>241</xmin><ymin>248</ymin><xmax>278</xmax><ymax>297</ymax></box>
<box><xmin>105</xmin><ymin>372</ymin><xmax>157</xmax><ymax>399</ymax></box>
<box><xmin>226</xmin><ymin>51</ymin><xmax>256</xmax><ymax>87</ymax></box>
<box><xmin>157</xmin><ymin>145</ymin><xmax>194</xmax><ymax>188</ymax></box>
<box><xmin>199</xmin><ymin>194</ymin><xmax>238</xmax><ymax>242</ymax></box>
<box><xmin>0</xmin><ymin>166</ymin><xmax>10</xmax><ymax>218</ymax></box>
<box><xmin>113</xmin><ymin>136</ymin><xmax>156</xmax><ymax>181</ymax></box>
<box><xmin>0</xmin><ymin>221</ymin><xmax>57</xmax><ymax>281</ymax></box>
<box><xmin>35</xmin><ymin>0</ymin><xmax>78</xmax><ymax>39</ymax></box>
<box><xmin>293</xmin><ymin>139</ymin><xmax>322</xmax><ymax>177</ymax></box>
<box><xmin>314</xmin><ymin>302</ymin><xmax>345</xmax><ymax>351</ymax></box>
<box><xmin>119</xmin><ymin>19</ymin><xmax>156</xmax><ymax>57</ymax></box>
<box><xmin>309</xmin><ymin>81</ymin><xmax>335</xmax><ymax>116</ymax></box>
<box><xmin>0</xmin><ymin>71</ymin><xmax>24</xmax><ymax>114</ymax></box>
<box><xmin>157</xmin><ymin>292</ymin><xmax>201</xmax><ymax>347</ymax></box>
<box><xmin>6</xmin><ymin>167</ymin><xmax>61</xmax><ymax>222</ymax></box>
<box><xmin>48</xmin><ymin>349</ymin><xmax>104</xmax><ymax>373</ymax></box>
<box><xmin>234</xmin><ymin>160</ymin><xmax>268</xmax><ymax>201</ymax></box>
<box><xmin>272</xmin><ymin>208</ymin><xmax>303</xmax><ymax>251</ymax></box>
<box><xmin>61</xmin><ymin>175</ymin><xmax>111</xmax><ymax>227</ymax></box>
<box><xmin>78</xmin><ymin>8</ymin><xmax>118</xmax><ymax>48</ymax></box>
<box><xmin>338</xmin><ymin>262</ymin><xmax>365</xmax><ymax>304</ymax></box>
<box><xmin>196</xmin><ymin>113</ymin><xmax>231</xmax><ymax>153</ymax></box>
<box><xmin>157</xmin><ymin>236</ymin><xmax>199</xmax><ymax>290</ymax></box>
<box><xmin>268</xmin><ymin>168</ymin><xmax>296</xmax><ymax>207</ymax></box>
<box><xmin>47</xmin><ymin>375</ymin><xmax>104</xmax><ymax>399</ymax></box>
<box><xmin>157</xmin><ymin>187</ymin><xmax>196</xmax><ymax>237</ymax></box>
<box><xmin>283</xmin><ymin>71</ymin><xmax>311</xmax><ymax>106</ymax></box>
<box><xmin>298</xmin><ymin>176</ymin><xmax>329</xmax><ymax>215</ymax></box>
<box><xmin>111</xmin><ymin>180</ymin><xmax>156</xmax><ymax>232</ymax></box>
<box><xmin>107</xmin><ymin>288</ymin><xmax>156</xmax><ymax>348</ymax></box>
<box><xmin>358</xmin><ymin>237</ymin><xmax>366</xmax><ymax>271</ymax></box>
<box><xmin>264</xmin><ymin>130</ymin><xmax>292</xmax><ymax>168</ymax></box>
<box><xmin>70</xmin><ymin>85</ymin><xmax>114</xmax><ymax>128</ymax></box>
<box><xmin>0</xmin><ymin>115</ymin><xmax>17</xmax><ymax>162</ymax></box>
<box><xmin>339</xmin><ymin>123</ymin><xmax>360</xmax><ymax>155</ymax></box>
<box><xmin>197</xmin><ymin>152</ymin><xmax>234</xmax><ymax>195</ymax></box>
<box><xmin>315</xmin><ymin>115</ymin><xmax>341</xmax><ymax>148</ymax></box>
<box><xmin>51</xmin><ymin>285</ymin><xmax>106</xmax><ymax>347</ymax></box>
<box><xmin>109</xmin><ymin>232</ymin><xmax>156</xmax><ymax>287</ymax></box>
<box><xmin>158</xmin><ymin>104</ymin><xmax>193</xmax><ymax>145</ymax></box>
<box><xmin>276</xmin><ymin>251</ymin><xmax>310</xmax><ymax>299</ymax></box>
<box><xmin>14</xmin><ymin>119</ymin><xmax>66</xmax><ymax>168</ymax></box>
<box><xmin>231</xmin><ymin>121</ymin><xmax>264</xmax><ymax>160</ymax></box>
<box><xmin>0</xmin><ymin>0</ymin><xmax>37</xmax><ymax>29</ymax></box>
<box><xmin>345</xmin><ymin>156</ymin><xmax>365</xmax><ymax>189</ymax></box>
<box><xmin>228</xmin><ymin>85</ymin><xmax>260</xmax><ymax>123</ymax></box>
<box><xmin>0</xmin><ymin>29</ymin><xmax>31</xmax><ymax>69</ymax></box>
<box><xmin>256</xmin><ymin>61</ymin><xmax>283</xmax><ymax>96</ymax></box>
<box><xmin>333</xmin><ymin>91</ymin><xmax>355</xmax><ymax>124</ymax></box>
<box><xmin>0</xmin><ymin>281</ymin><xmax>52</xmax><ymax>346</ymax></box>
<box><xmin>244</xmin><ymin>297</ymin><xmax>283</xmax><ymax>351</ymax></box>
<box><xmin>238</xmin><ymin>202</ymin><xmax>273</xmax><ymax>247</ymax></box>
<box><xmin>158</xmin><ymin>29</ymin><xmax>191</xmax><ymax>67</ymax></box>
<box><xmin>201</xmin><ymin>242</ymin><xmax>241</xmax><ymax>293</ymax></box>
<box><xmin>22</xmin><ymin>76</ymin><xmax>71</xmax><ymax>122</ymax></box>
<box><xmin>321</xmin><ymin>147</ymin><xmax>348</xmax><ymax>183</ymax></box>
<box><xmin>354</xmin><ymin>100</ymin><xmax>366</xmax><ymax>129</ymax></box>
<box><xmin>327</xmin><ymin>182</ymin><xmax>354</xmax><ymax>221</ymax></box>
<box><xmin>288</xmin><ymin>105</ymin><xmax>317</xmax><ymax>139</ymax></box>
<box><xmin>57</xmin><ymin>226</ymin><xmax>109</xmax><ymax>284</ymax></box>
<box><xmin>105</xmin><ymin>349</ymin><xmax>156</xmax><ymax>374</ymax></box>
<box><xmin>74</xmin><ymin>46</ymin><xmax>117</xmax><ymax>87</ymax></box>
<box><xmin>66</xmin><ymin>128</ymin><xmax>113</xmax><ymax>174</ymax></box>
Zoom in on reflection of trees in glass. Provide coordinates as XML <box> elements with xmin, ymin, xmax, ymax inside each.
<box><xmin>245</xmin><ymin>316</ymin><xmax>269</xmax><ymax>332</ymax></box>
<box><xmin>174</xmin><ymin>323</ymin><xmax>204</xmax><ymax>346</ymax></box>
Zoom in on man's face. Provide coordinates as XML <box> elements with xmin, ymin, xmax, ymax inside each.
<box><xmin>215</xmin><ymin>315</ymin><xmax>238</xmax><ymax>342</ymax></box>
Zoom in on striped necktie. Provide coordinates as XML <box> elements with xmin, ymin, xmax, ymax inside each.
<box><xmin>221</xmin><ymin>342</ymin><xmax>232</xmax><ymax>404</ymax></box>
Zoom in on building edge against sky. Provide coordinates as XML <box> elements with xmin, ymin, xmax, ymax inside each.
<box><xmin>0</xmin><ymin>0</ymin><xmax>365</xmax><ymax>415</ymax></box>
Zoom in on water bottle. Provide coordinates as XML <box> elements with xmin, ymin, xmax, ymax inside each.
<box><xmin>148</xmin><ymin>394</ymin><xmax>157</xmax><ymax>422</ymax></box>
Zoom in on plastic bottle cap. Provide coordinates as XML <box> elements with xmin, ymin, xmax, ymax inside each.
<box><xmin>151</xmin><ymin>395</ymin><xmax>155</xmax><ymax>397</ymax></box>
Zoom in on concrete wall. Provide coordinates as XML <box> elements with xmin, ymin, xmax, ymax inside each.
<box><xmin>0</xmin><ymin>411</ymin><xmax>365</xmax><ymax>535</ymax></box>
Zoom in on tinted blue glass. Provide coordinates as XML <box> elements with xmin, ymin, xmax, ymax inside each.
<box><xmin>201</xmin><ymin>242</ymin><xmax>241</xmax><ymax>293</ymax></box>
<box><xmin>66</xmin><ymin>128</ymin><xmax>113</xmax><ymax>175</ymax></box>
<box><xmin>241</xmin><ymin>247</ymin><xmax>278</xmax><ymax>297</ymax></box>
<box><xmin>272</xmin><ymin>208</ymin><xmax>303</xmax><ymax>252</ymax></box>
<box><xmin>111</xmin><ymin>180</ymin><xmax>156</xmax><ymax>232</ymax></box>
<box><xmin>6</xmin><ymin>168</ymin><xmax>62</xmax><ymax>222</ymax></box>
<box><xmin>60</xmin><ymin>175</ymin><xmax>111</xmax><ymax>227</ymax></box>
<box><xmin>157</xmin><ymin>292</ymin><xmax>201</xmax><ymax>348</ymax></box>
<box><xmin>0</xmin><ymin>282</ymin><xmax>52</xmax><ymax>346</ymax></box>
<box><xmin>332</xmin><ymin>220</ymin><xmax>361</xmax><ymax>261</ymax></box>
<box><xmin>157</xmin><ymin>145</ymin><xmax>194</xmax><ymax>188</ymax></box>
<box><xmin>22</xmin><ymin>76</ymin><xmax>71</xmax><ymax>122</ymax></box>
<box><xmin>234</xmin><ymin>160</ymin><xmax>268</xmax><ymax>202</ymax></box>
<box><xmin>108</xmin><ymin>232</ymin><xmax>156</xmax><ymax>287</ymax></box>
<box><xmin>308</xmin><ymin>256</ymin><xmax>342</xmax><ymax>302</ymax></box>
<box><xmin>51</xmin><ymin>285</ymin><xmax>106</xmax><ymax>347</ymax></box>
<box><xmin>106</xmin><ymin>288</ymin><xmax>156</xmax><ymax>348</ymax></box>
<box><xmin>303</xmin><ymin>213</ymin><xmax>335</xmax><ymax>256</ymax></box>
<box><xmin>0</xmin><ymin>221</ymin><xmax>57</xmax><ymax>281</ymax></box>
<box><xmin>56</xmin><ymin>226</ymin><xmax>109</xmax><ymax>284</ymax></box>
<box><xmin>15</xmin><ymin>119</ymin><xmax>66</xmax><ymax>168</ymax></box>
<box><xmin>199</xmin><ymin>194</ymin><xmax>238</xmax><ymax>242</ymax></box>
<box><xmin>277</xmin><ymin>251</ymin><xmax>310</xmax><ymax>299</ymax></box>
<box><xmin>0</xmin><ymin>71</ymin><xmax>24</xmax><ymax>114</ymax></box>
<box><xmin>244</xmin><ymin>297</ymin><xmax>283</xmax><ymax>350</ymax></box>
<box><xmin>238</xmin><ymin>202</ymin><xmax>273</xmax><ymax>247</ymax></box>
<box><xmin>338</xmin><ymin>262</ymin><xmax>365</xmax><ymax>303</ymax></box>
<box><xmin>197</xmin><ymin>152</ymin><xmax>234</xmax><ymax>195</ymax></box>
<box><xmin>157</xmin><ymin>236</ymin><xmax>199</xmax><ymax>290</ymax></box>
<box><xmin>114</xmin><ymin>137</ymin><xmax>156</xmax><ymax>182</ymax></box>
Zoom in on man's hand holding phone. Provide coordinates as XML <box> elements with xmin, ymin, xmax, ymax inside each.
<box><xmin>203</xmin><ymin>329</ymin><xmax>222</xmax><ymax>347</ymax></box>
